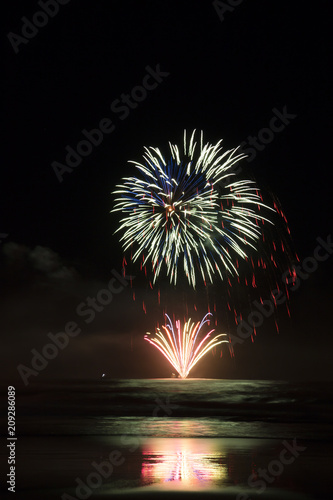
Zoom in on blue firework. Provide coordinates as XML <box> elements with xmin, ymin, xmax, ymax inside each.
<box><xmin>112</xmin><ymin>130</ymin><xmax>273</xmax><ymax>288</ymax></box>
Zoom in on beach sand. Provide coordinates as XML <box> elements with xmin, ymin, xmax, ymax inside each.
<box><xmin>1</xmin><ymin>379</ymin><xmax>332</xmax><ymax>499</ymax></box>
<box><xmin>4</xmin><ymin>435</ymin><xmax>331</xmax><ymax>499</ymax></box>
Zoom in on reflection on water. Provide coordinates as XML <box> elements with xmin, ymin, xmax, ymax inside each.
<box><xmin>141</xmin><ymin>438</ymin><xmax>227</xmax><ymax>488</ymax></box>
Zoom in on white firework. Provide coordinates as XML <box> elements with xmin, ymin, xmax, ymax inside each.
<box><xmin>112</xmin><ymin>130</ymin><xmax>273</xmax><ymax>288</ymax></box>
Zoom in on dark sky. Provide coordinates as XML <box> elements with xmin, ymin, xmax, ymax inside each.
<box><xmin>2</xmin><ymin>1</ymin><xmax>332</xmax><ymax>385</ymax></box>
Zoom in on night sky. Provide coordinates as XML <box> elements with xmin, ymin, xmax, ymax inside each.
<box><xmin>2</xmin><ymin>1</ymin><xmax>332</xmax><ymax>384</ymax></box>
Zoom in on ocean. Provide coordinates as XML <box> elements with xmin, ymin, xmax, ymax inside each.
<box><xmin>1</xmin><ymin>379</ymin><xmax>332</xmax><ymax>499</ymax></box>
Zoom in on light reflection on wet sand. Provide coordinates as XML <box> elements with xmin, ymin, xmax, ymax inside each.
<box><xmin>140</xmin><ymin>438</ymin><xmax>228</xmax><ymax>487</ymax></box>
<box><xmin>8</xmin><ymin>435</ymin><xmax>330</xmax><ymax>498</ymax></box>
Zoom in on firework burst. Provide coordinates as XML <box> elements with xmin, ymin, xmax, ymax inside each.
<box><xmin>144</xmin><ymin>313</ymin><xmax>228</xmax><ymax>378</ymax></box>
<box><xmin>112</xmin><ymin>130</ymin><xmax>273</xmax><ymax>288</ymax></box>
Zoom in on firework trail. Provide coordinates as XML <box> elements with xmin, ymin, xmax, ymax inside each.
<box><xmin>112</xmin><ymin>130</ymin><xmax>274</xmax><ymax>288</ymax></box>
<box><xmin>144</xmin><ymin>313</ymin><xmax>228</xmax><ymax>378</ymax></box>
